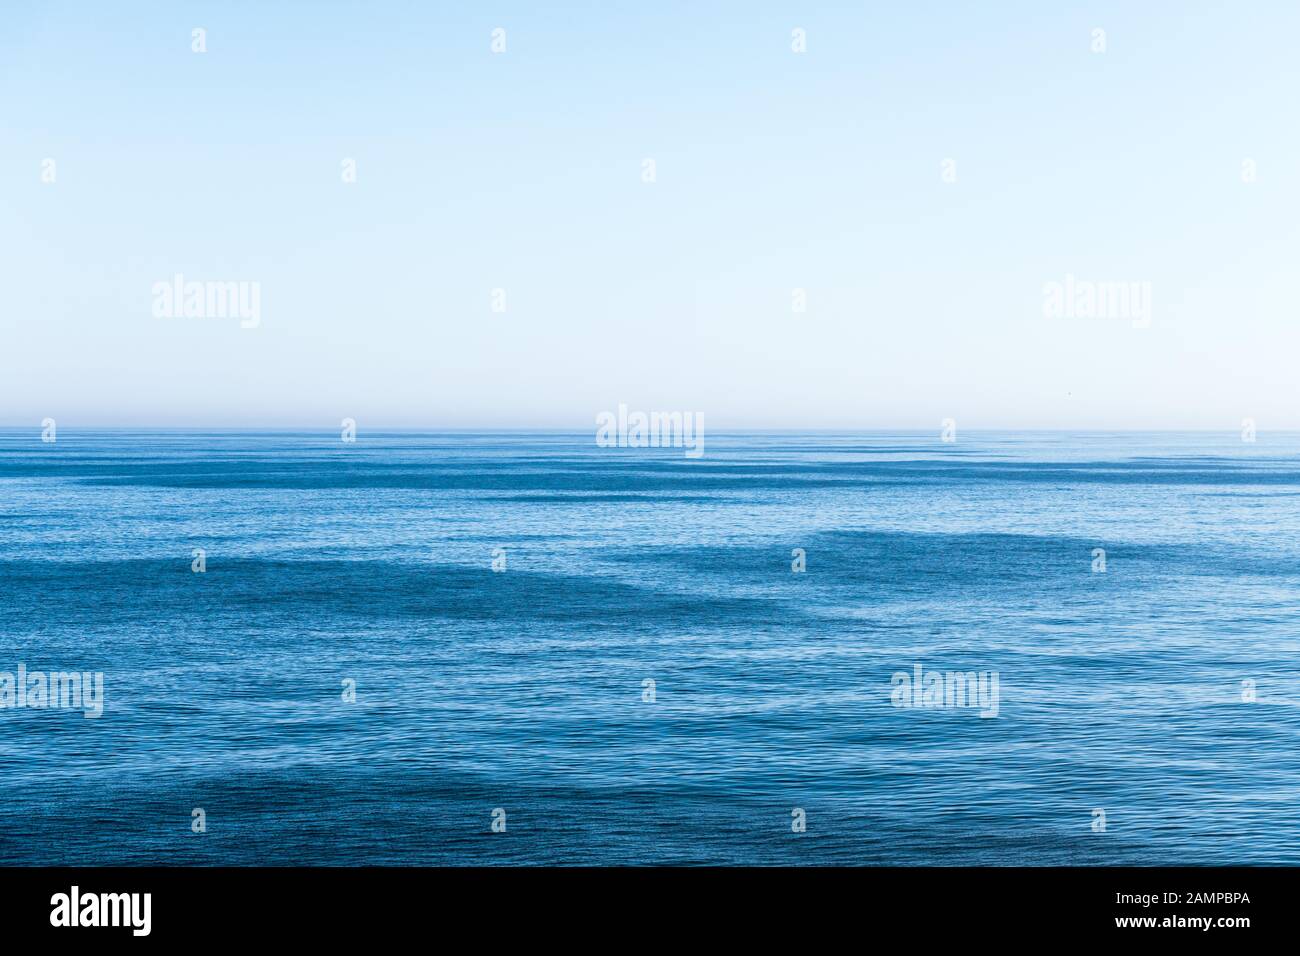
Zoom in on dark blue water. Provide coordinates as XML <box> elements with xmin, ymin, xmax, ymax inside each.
<box><xmin>1</xmin><ymin>430</ymin><xmax>1297</xmax><ymax>864</ymax></box>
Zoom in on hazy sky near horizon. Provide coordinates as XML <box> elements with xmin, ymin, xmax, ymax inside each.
<box><xmin>3</xmin><ymin>1</ymin><xmax>1298</xmax><ymax>429</ymax></box>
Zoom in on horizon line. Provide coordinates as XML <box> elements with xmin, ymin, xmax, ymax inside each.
<box><xmin>0</xmin><ymin>425</ymin><xmax>1291</xmax><ymax>435</ymax></box>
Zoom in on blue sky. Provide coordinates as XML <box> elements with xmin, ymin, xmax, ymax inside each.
<box><xmin>2</xmin><ymin>1</ymin><xmax>1298</xmax><ymax>428</ymax></box>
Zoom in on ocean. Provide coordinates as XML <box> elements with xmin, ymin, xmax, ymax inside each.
<box><xmin>1</xmin><ymin>429</ymin><xmax>1297</xmax><ymax>865</ymax></box>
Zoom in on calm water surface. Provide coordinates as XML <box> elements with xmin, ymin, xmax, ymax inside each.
<box><xmin>1</xmin><ymin>430</ymin><xmax>1297</xmax><ymax>864</ymax></box>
